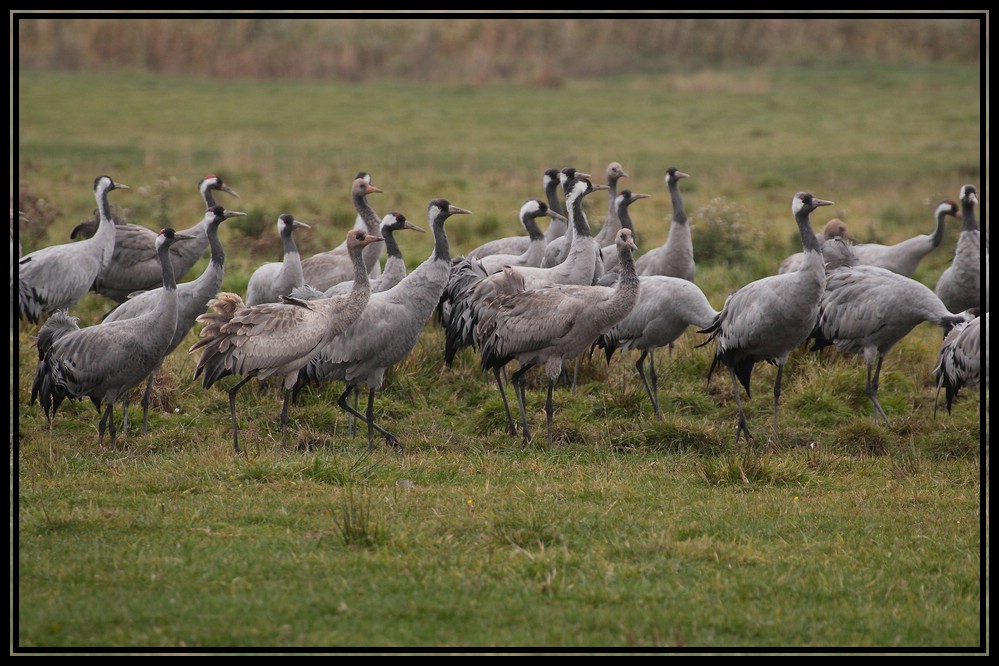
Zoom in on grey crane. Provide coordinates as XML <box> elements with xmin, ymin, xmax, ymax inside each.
<box><xmin>245</xmin><ymin>214</ymin><xmax>311</xmax><ymax>306</ymax></box>
<box><xmin>778</xmin><ymin>218</ymin><xmax>855</xmax><ymax>275</ymax></box>
<box><xmin>813</xmin><ymin>263</ymin><xmax>973</xmax><ymax>426</ymax></box>
<box><xmin>321</xmin><ymin>212</ymin><xmax>425</xmax><ymax>297</ymax></box>
<box><xmin>300</xmin><ymin>176</ymin><xmax>384</xmax><ymax>291</ymax></box>
<box><xmin>634</xmin><ymin>167</ymin><xmax>694</xmax><ymax>282</ymax></box>
<box><xmin>599</xmin><ymin>189</ymin><xmax>651</xmax><ymax>276</ymax></box>
<box><xmin>443</xmin><ymin>175</ymin><xmax>607</xmax><ymax>368</ymax></box>
<box><xmin>592</xmin><ymin>162</ymin><xmax>631</xmax><ymax>247</ymax></box>
<box><xmin>349</xmin><ymin>171</ymin><xmax>382</xmax><ymax>279</ymax></box>
<box><xmin>85</xmin><ymin>174</ymin><xmax>239</xmax><ymax>303</ymax></box>
<box><xmin>19</xmin><ymin>175</ymin><xmax>129</xmax><ymax>323</ymax></box>
<box><xmin>466</xmin><ymin>168</ymin><xmax>567</xmax><ymax>262</ymax></box>
<box><xmin>934</xmin><ymin>311</ymin><xmax>986</xmax><ymax>415</ymax></box>
<box><xmin>698</xmin><ymin>192</ymin><xmax>834</xmax><ymax>443</ymax></box>
<box><xmin>295</xmin><ymin>199</ymin><xmax>472</xmax><ymax>451</ymax></box>
<box><xmin>476</xmin><ymin>228</ymin><xmax>641</xmax><ymax>446</ymax></box>
<box><xmin>190</xmin><ymin>229</ymin><xmax>384</xmax><ymax>451</ymax></box>
<box><xmin>30</xmin><ymin>228</ymin><xmax>193</xmax><ymax>448</ymax></box>
<box><xmin>471</xmin><ymin>200</ymin><xmax>565</xmax><ymax>275</ymax></box>
<box><xmin>102</xmin><ymin>205</ymin><xmax>246</xmax><ymax>434</ymax></box>
<box><xmin>595</xmin><ymin>275</ymin><xmax>718</xmax><ymax>419</ymax></box>
<box><xmin>935</xmin><ymin>185</ymin><xmax>985</xmax><ymax>313</ymax></box>
<box><xmin>849</xmin><ymin>198</ymin><xmax>958</xmax><ymax>278</ymax></box>
<box><xmin>541</xmin><ymin>168</ymin><xmax>591</xmax><ymax>268</ymax></box>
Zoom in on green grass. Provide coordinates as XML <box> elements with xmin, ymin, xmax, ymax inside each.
<box><xmin>14</xmin><ymin>63</ymin><xmax>986</xmax><ymax>650</ymax></box>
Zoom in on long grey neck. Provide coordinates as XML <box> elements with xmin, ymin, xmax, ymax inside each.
<box><xmin>569</xmin><ymin>194</ymin><xmax>592</xmax><ymax>240</ymax></box>
<box><xmin>618</xmin><ymin>204</ymin><xmax>635</xmax><ymax>233</ymax></box>
<box><xmin>930</xmin><ymin>209</ymin><xmax>948</xmax><ymax>247</ymax></box>
<box><xmin>159</xmin><ymin>241</ymin><xmax>178</xmax><ymax>292</ymax></box>
<box><xmin>605</xmin><ymin>176</ymin><xmax>621</xmax><ymax>228</ymax></box>
<box><xmin>191</xmin><ymin>223</ymin><xmax>225</xmax><ymax>291</ymax></box>
<box><xmin>962</xmin><ymin>201</ymin><xmax>978</xmax><ymax>232</ymax></box>
<box><xmin>351</xmin><ymin>247</ymin><xmax>371</xmax><ymax>290</ymax></box>
<box><xmin>281</xmin><ymin>228</ymin><xmax>300</xmax><ymax>259</ymax></box>
<box><xmin>524</xmin><ymin>215</ymin><xmax>545</xmax><ymax>242</ymax></box>
<box><xmin>354</xmin><ymin>192</ymin><xmax>380</xmax><ymax>233</ymax></box>
<box><xmin>383</xmin><ymin>229</ymin><xmax>402</xmax><ymax>261</ymax></box>
<box><xmin>546</xmin><ymin>180</ymin><xmax>565</xmax><ymax>218</ymax></box>
<box><xmin>797</xmin><ymin>210</ymin><xmax>821</xmax><ymax>255</ymax></box>
<box><xmin>433</xmin><ymin>217</ymin><xmax>450</xmax><ymax>263</ymax></box>
<box><xmin>669</xmin><ymin>180</ymin><xmax>687</xmax><ymax>225</ymax></box>
<box><xmin>202</xmin><ymin>187</ymin><xmax>217</xmax><ymax>208</ymax></box>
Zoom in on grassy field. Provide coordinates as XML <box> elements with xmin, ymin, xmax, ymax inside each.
<box><xmin>14</xmin><ymin>62</ymin><xmax>986</xmax><ymax>651</ymax></box>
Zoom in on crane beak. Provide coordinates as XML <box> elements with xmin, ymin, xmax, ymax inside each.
<box><xmin>813</xmin><ymin>198</ymin><xmax>834</xmax><ymax>207</ymax></box>
<box><xmin>547</xmin><ymin>211</ymin><xmax>568</xmax><ymax>223</ymax></box>
<box><xmin>114</xmin><ymin>183</ymin><xmax>130</xmax><ymax>190</ymax></box>
<box><xmin>673</xmin><ymin>171</ymin><xmax>690</xmax><ymax>180</ymax></box>
<box><xmin>292</xmin><ymin>220</ymin><xmax>311</xmax><ymax>230</ymax></box>
<box><xmin>448</xmin><ymin>206</ymin><xmax>472</xmax><ymax>216</ymax></box>
<box><xmin>403</xmin><ymin>222</ymin><xmax>426</xmax><ymax>233</ymax></box>
<box><xmin>591</xmin><ymin>184</ymin><xmax>610</xmax><ymax>191</ymax></box>
<box><xmin>173</xmin><ymin>232</ymin><xmax>197</xmax><ymax>241</ymax></box>
<box><xmin>223</xmin><ymin>210</ymin><xmax>247</xmax><ymax>219</ymax></box>
<box><xmin>630</xmin><ymin>193</ymin><xmax>651</xmax><ymax>201</ymax></box>
<box><xmin>363</xmin><ymin>234</ymin><xmax>385</xmax><ymax>245</ymax></box>
<box><xmin>365</xmin><ymin>184</ymin><xmax>383</xmax><ymax>195</ymax></box>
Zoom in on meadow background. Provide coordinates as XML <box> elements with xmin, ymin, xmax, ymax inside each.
<box><xmin>13</xmin><ymin>15</ymin><xmax>986</xmax><ymax>651</ymax></box>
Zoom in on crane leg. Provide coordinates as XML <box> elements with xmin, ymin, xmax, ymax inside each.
<box><xmin>348</xmin><ymin>386</ymin><xmax>359</xmax><ymax>438</ymax></box>
<box><xmin>510</xmin><ymin>363</ymin><xmax>535</xmax><ymax>446</ymax></box>
<box><xmin>545</xmin><ymin>379</ymin><xmax>555</xmax><ymax>447</ymax></box>
<box><xmin>866</xmin><ymin>355</ymin><xmax>893</xmax><ymax>428</ymax></box>
<box><xmin>649</xmin><ymin>349</ymin><xmax>662</xmax><ymax>419</ymax></box>
<box><xmin>227</xmin><ymin>375</ymin><xmax>255</xmax><ymax>453</ymax></box>
<box><xmin>729</xmin><ymin>368</ymin><xmax>754</xmax><ymax>444</ymax></box>
<box><xmin>336</xmin><ymin>385</ymin><xmax>400</xmax><ymax>451</ymax></box>
<box><xmin>140</xmin><ymin>371</ymin><xmax>156</xmax><ymax>435</ymax></box>
<box><xmin>494</xmin><ymin>367</ymin><xmax>518</xmax><ymax>436</ymax></box>
<box><xmin>636</xmin><ymin>350</ymin><xmax>660</xmax><ymax>419</ymax></box>
<box><xmin>772</xmin><ymin>363</ymin><xmax>784</xmax><ymax>438</ymax></box>
<box><xmin>98</xmin><ymin>402</ymin><xmax>111</xmax><ymax>448</ymax></box>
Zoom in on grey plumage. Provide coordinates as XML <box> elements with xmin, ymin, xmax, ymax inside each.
<box><xmin>19</xmin><ymin>175</ymin><xmax>129</xmax><ymax>323</ymax></box>
<box><xmin>245</xmin><ymin>214</ymin><xmax>311</xmax><ymax>306</ymax></box>
<box><xmin>592</xmin><ymin>162</ymin><xmax>630</xmax><ymax>247</ymax></box>
<box><xmin>935</xmin><ymin>185</ymin><xmax>985</xmax><ymax>313</ymax></box>
<box><xmin>300</xmin><ymin>176</ymin><xmax>384</xmax><ymax>291</ymax></box>
<box><xmin>477</xmin><ymin>228</ymin><xmax>641</xmax><ymax>446</ymax></box>
<box><xmin>596</xmin><ymin>275</ymin><xmax>718</xmax><ymax>419</ymax></box>
<box><xmin>815</xmin><ymin>263</ymin><xmax>973</xmax><ymax>426</ymax></box>
<box><xmin>850</xmin><ymin>198</ymin><xmax>958</xmax><ymax>277</ymax></box>
<box><xmin>778</xmin><ymin>218</ymin><xmax>854</xmax><ymax>275</ymax></box>
<box><xmin>934</xmin><ymin>312</ymin><xmax>986</xmax><ymax>415</ymax></box>
<box><xmin>296</xmin><ymin>199</ymin><xmax>471</xmax><ymax>451</ymax></box>
<box><xmin>698</xmin><ymin>192</ymin><xmax>833</xmax><ymax>443</ymax></box>
<box><xmin>102</xmin><ymin>205</ymin><xmax>246</xmax><ymax>433</ymax></box>
<box><xmin>190</xmin><ymin>229</ymin><xmax>384</xmax><ymax>451</ymax></box>
<box><xmin>30</xmin><ymin>228</ymin><xmax>193</xmax><ymax>448</ymax></box>
<box><xmin>635</xmin><ymin>167</ymin><xmax>694</xmax><ymax>282</ymax></box>
<box><xmin>87</xmin><ymin>174</ymin><xmax>239</xmax><ymax>303</ymax></box>
<box><xmin>442</xmin><ymin>176</ymin><xmax>607</xmax><ymax>367</ymax></box>
<box><xmin>321</xmin><ymin>212</ymin><xmax>424</xmax><ymax>297</ymax></box>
